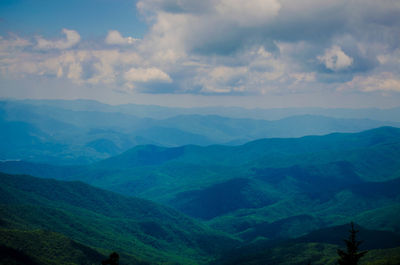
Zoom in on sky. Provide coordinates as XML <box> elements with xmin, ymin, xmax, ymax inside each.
<box><xmin>0</xmin><ymin>0</ymin><xmax>400</xmax><ymax>108</ymax></box>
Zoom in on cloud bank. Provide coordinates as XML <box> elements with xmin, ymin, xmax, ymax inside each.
<box><xmin>1</xmin><ymin>0</ymin><xmax>400</xmax><ymax>97</ymax></box>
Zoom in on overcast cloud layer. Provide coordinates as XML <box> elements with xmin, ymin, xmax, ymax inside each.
<box><xmin>1</xmin><ymin>0</ymin><xmax>400</xmax><ymax>106</ymax></box>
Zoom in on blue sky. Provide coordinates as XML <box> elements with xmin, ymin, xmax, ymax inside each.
<box><xmin>1</xmin><ymin>0</ymin><xmax>400</xmax><ymax>108</ymax></box>
<box><xmin>0</xmin><ymin>0</ymin><xmax>147</xmax><ymax>37</ymax></box>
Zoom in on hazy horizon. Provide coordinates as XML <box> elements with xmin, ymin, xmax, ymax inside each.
<box><xmin>3</xmin><ymin>95</ymin><xmax>400</xmax><ymax>110</ymax></box>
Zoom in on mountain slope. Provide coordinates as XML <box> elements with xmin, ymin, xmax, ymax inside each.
<box><xmin>0</xmin><ymin>228</ymin><xmax>108</xmax><ymax>265</ymax></box>
<box><xmin>216</xmin><ymin>224</ymin><xmax>400</xmax><ymax>265</ymax></box>
<box><xmin>0</xmin><ymin>172</ymin><xmax>238</xmax><ymax>264</ymax></box>
<box><xmin>76</xmin><ymin>127</ymin><xmax>400</xmax><ymax>198</ymax></box>
<box><xmin>1</xmin><ymin>127</ymin><xmax>400</xmax><ymax>244</ymax></box>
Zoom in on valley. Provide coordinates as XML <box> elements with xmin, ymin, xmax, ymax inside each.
<box><xmin>0</xmin><ymin>100</ymin><xmax>399</xmax><ymax>264</ymax></box>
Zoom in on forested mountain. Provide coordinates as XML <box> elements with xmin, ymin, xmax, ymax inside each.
<box><xmin>0</xmin><ymin>229</ymin><xmax>107</xmax><ymax>265</ymax></box>
<box><xmin>2</xmin><ymin>127</ymin><xmax>400</xmax><ymax>245</ymax></box>
<box><xmin>215</xmin><ymin>223</ymin><xmax>400</xmax><ymax>265</ymax></box>
<box><xmin>0</xmin><ymin>172</ymin><xmax>238</xmax><ymax>264</ymax></box>
<box><xmin>1</xmin><ymin>172</ymin><xmax>399</xmax><ymax>265</ymax></box>
<box><xmin>1</xmin><ymin>100</ymin><xmax>400</xmax><ymax>264</ymax></box>
<box><xmin>1</xmin><ymin>99</ymin><xmax>399</xmax><ymax>164</ymax></box>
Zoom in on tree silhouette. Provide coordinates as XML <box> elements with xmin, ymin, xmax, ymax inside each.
<box><xmin>102</xmin><ymin>252</ymin><xmax>119</xmax><ymax>265</ymax></box>
<box><xmin>337</xmin><ymin>222</ymin><xmax>368</xmax><ymax>265</ymax></box>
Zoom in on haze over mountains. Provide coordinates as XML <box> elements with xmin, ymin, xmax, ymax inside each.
<box><xmin>1</xmin><ymin>99</ymin><xmax>400</xmax><ymax>264</ymax></box>
<box><xmin>11</xmin><ymin>99</ymin><xmax>400</xmax><ymax>121</ymax></box>
<box><xmin>1</xmin><ymin>99</ymin><xmax>400</xmax><ymax>164</ymax></box>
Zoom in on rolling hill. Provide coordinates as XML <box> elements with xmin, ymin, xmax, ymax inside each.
<box><xmin>215</xmin><ymin>223</ymin><xmax>400</xmax><ymax>265</ymax></box>
<box><xmin>2</xmin><ymin>127</ymin><xmax>400</xmax><ymax>243</ymax></box>
<box><xmin>1</xmin><ymin>172</ymin><xmax>399</xmax><ymax>265</ymax></box>
<box><xmin>0</xmin><ymin>228</ymin><xmax>108</xmax><ymax>265</ymax></box>
<box><xmin>0</xmin><ymin>172</ymin><xmax>238</xmax><ymax>264</ymax></box>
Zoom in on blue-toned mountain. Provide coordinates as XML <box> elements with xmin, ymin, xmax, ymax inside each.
<box><xmin>1</xmin><ymin>99</ymin><xmax>399</xmax><ymax>164</ymax></box>
<box><xmin>2</xmin><ymin>127</ymin><xmax>400</xmax><ymax>241</ymax></box>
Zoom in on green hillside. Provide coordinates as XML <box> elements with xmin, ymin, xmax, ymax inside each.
<box><xmin>1</xmin><ymin>127</ymin><xmax>400</xmax><ymax>264</ymax></box>
<box><xmin>0</xmin><ymin>172</ymin><xmax>238</xmax><ymax>264</ymax></box>
<box><xmin>2</xmin><ymin>127</ymin><xmax>400</xmax><ymax>242</ymax></box>
<box><xmin>216</xmin><ymin>224</ymin><xmax>400</xmax><ymax>265</ymax></box>
<box><xmin>75</xmin><ymin>127</ymin><xmax>400</xmax><ymax>236</ymax></box>
<box><xmin>217</xmin><ymin>242</ymin><xmax>400</xmax><ymax>265</ymax></box>
<box><xmin>1</xmin><ymin>172</ymin><xmax>398</xmax><ymax>265</ymax></box>
<box><xmin>0</xmin><ymin>228</ymin><xmax>107</xmax><ymax>265</ymax></box>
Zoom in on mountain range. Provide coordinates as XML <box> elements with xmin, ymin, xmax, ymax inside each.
<box><xmin>1</xmin><ymin>99</ymin><xmax>399</xmax><ymax>164</ymax></box>
<box><xmin>2</xmin><ymin>127</ymin><xmax>400</xmax><ymax>241</ymax></box>
<box><xmin>1</xmin><ymin>99</ymin><xmax>400</xmax><ymax>264</ymax></box>
<box><xmin>0</xmin><ymin>171</ymin><xmax>399</xmax><ymax>264</ymax></box>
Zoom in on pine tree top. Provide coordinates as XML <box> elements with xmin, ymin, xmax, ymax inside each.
<box><xmin>337</xmin><ymin>222</ymin><xmax>368</xmax><ymax>265</ymax></box>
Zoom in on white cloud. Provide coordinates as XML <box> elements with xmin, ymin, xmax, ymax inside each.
<box><xmin>67</xmin><ymin>62</ymin><xmax>83</xmax><ymax>81</ymax></box>
<box><xmin>86</xmin><ymin>50</ymin><xmax>140</xmax><ymax>84</ymax></box>
<box><xmin>209</xmin><ymin>66</ymin><xmax>248</xmax><ymax>83</ymax></box>
<box><xmin>124</xmin><ymin>67</ymin><xmax>172</xmax><ymax>83</ymax></box>
<box><xmin>196</xmin><ymin>66</ymin><xmax>249</xmax><ymax>93</ymax></box>
<box><xmin>105</xmin><ymin>30</ymin><xmax>138</xmax><ymax>45</ymax></box>
<box><xmin>290</xmin><ymin>72</ymin><xmax>316</xmax><ymax>83</ymax></box>
<box><xmin>136</xmin><ymin>0</ymin><xmax>281</xmax><ymax>56</ymax></box>
<box><xmin>339</xmin><ymin>73</ymin><xmax>400</xmax><ymax>92</ymax></box>
<box><xmin>0</xmin><ymin>45</ymin><xmax>144</xmax><ymax>86</ymax></box>
<box><xmin>36</xmin><ymin>29</ymin><xmax>80</xmax><ymax>50</ymax></box>
<box><xmin>317</xmin><ymin>45</ymin><xmax>353</xmax><ymax>71</ymax></box>
<box><xmin>0</xmin><ymin>35</ymin><xmax>31</xmax><ymax>51</ymax></box>
<box><xmin>215</xmin><ymin>0</ymin><xmax>281</xmax><ymax>27</ymax></box>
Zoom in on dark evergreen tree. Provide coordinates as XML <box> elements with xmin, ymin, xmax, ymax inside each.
<box><xmin>102</xmin><ymin>252</ymin><xmax>119</xmax><ymax>265</ymax></box>
<box><xmin>337</xmin><ymin>222</ymin><xmax>368</xmax><ymax>265</ymax></box>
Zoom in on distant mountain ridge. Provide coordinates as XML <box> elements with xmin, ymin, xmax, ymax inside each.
<box><xmin>10</xmin><ymin>98</ymin><xmax>400</xmax><ymax>121</ymax></box>
<box><xmin>1</xmin><ymin>99</ymin><xmax>400</xmax><ymax>164</ymax></box>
